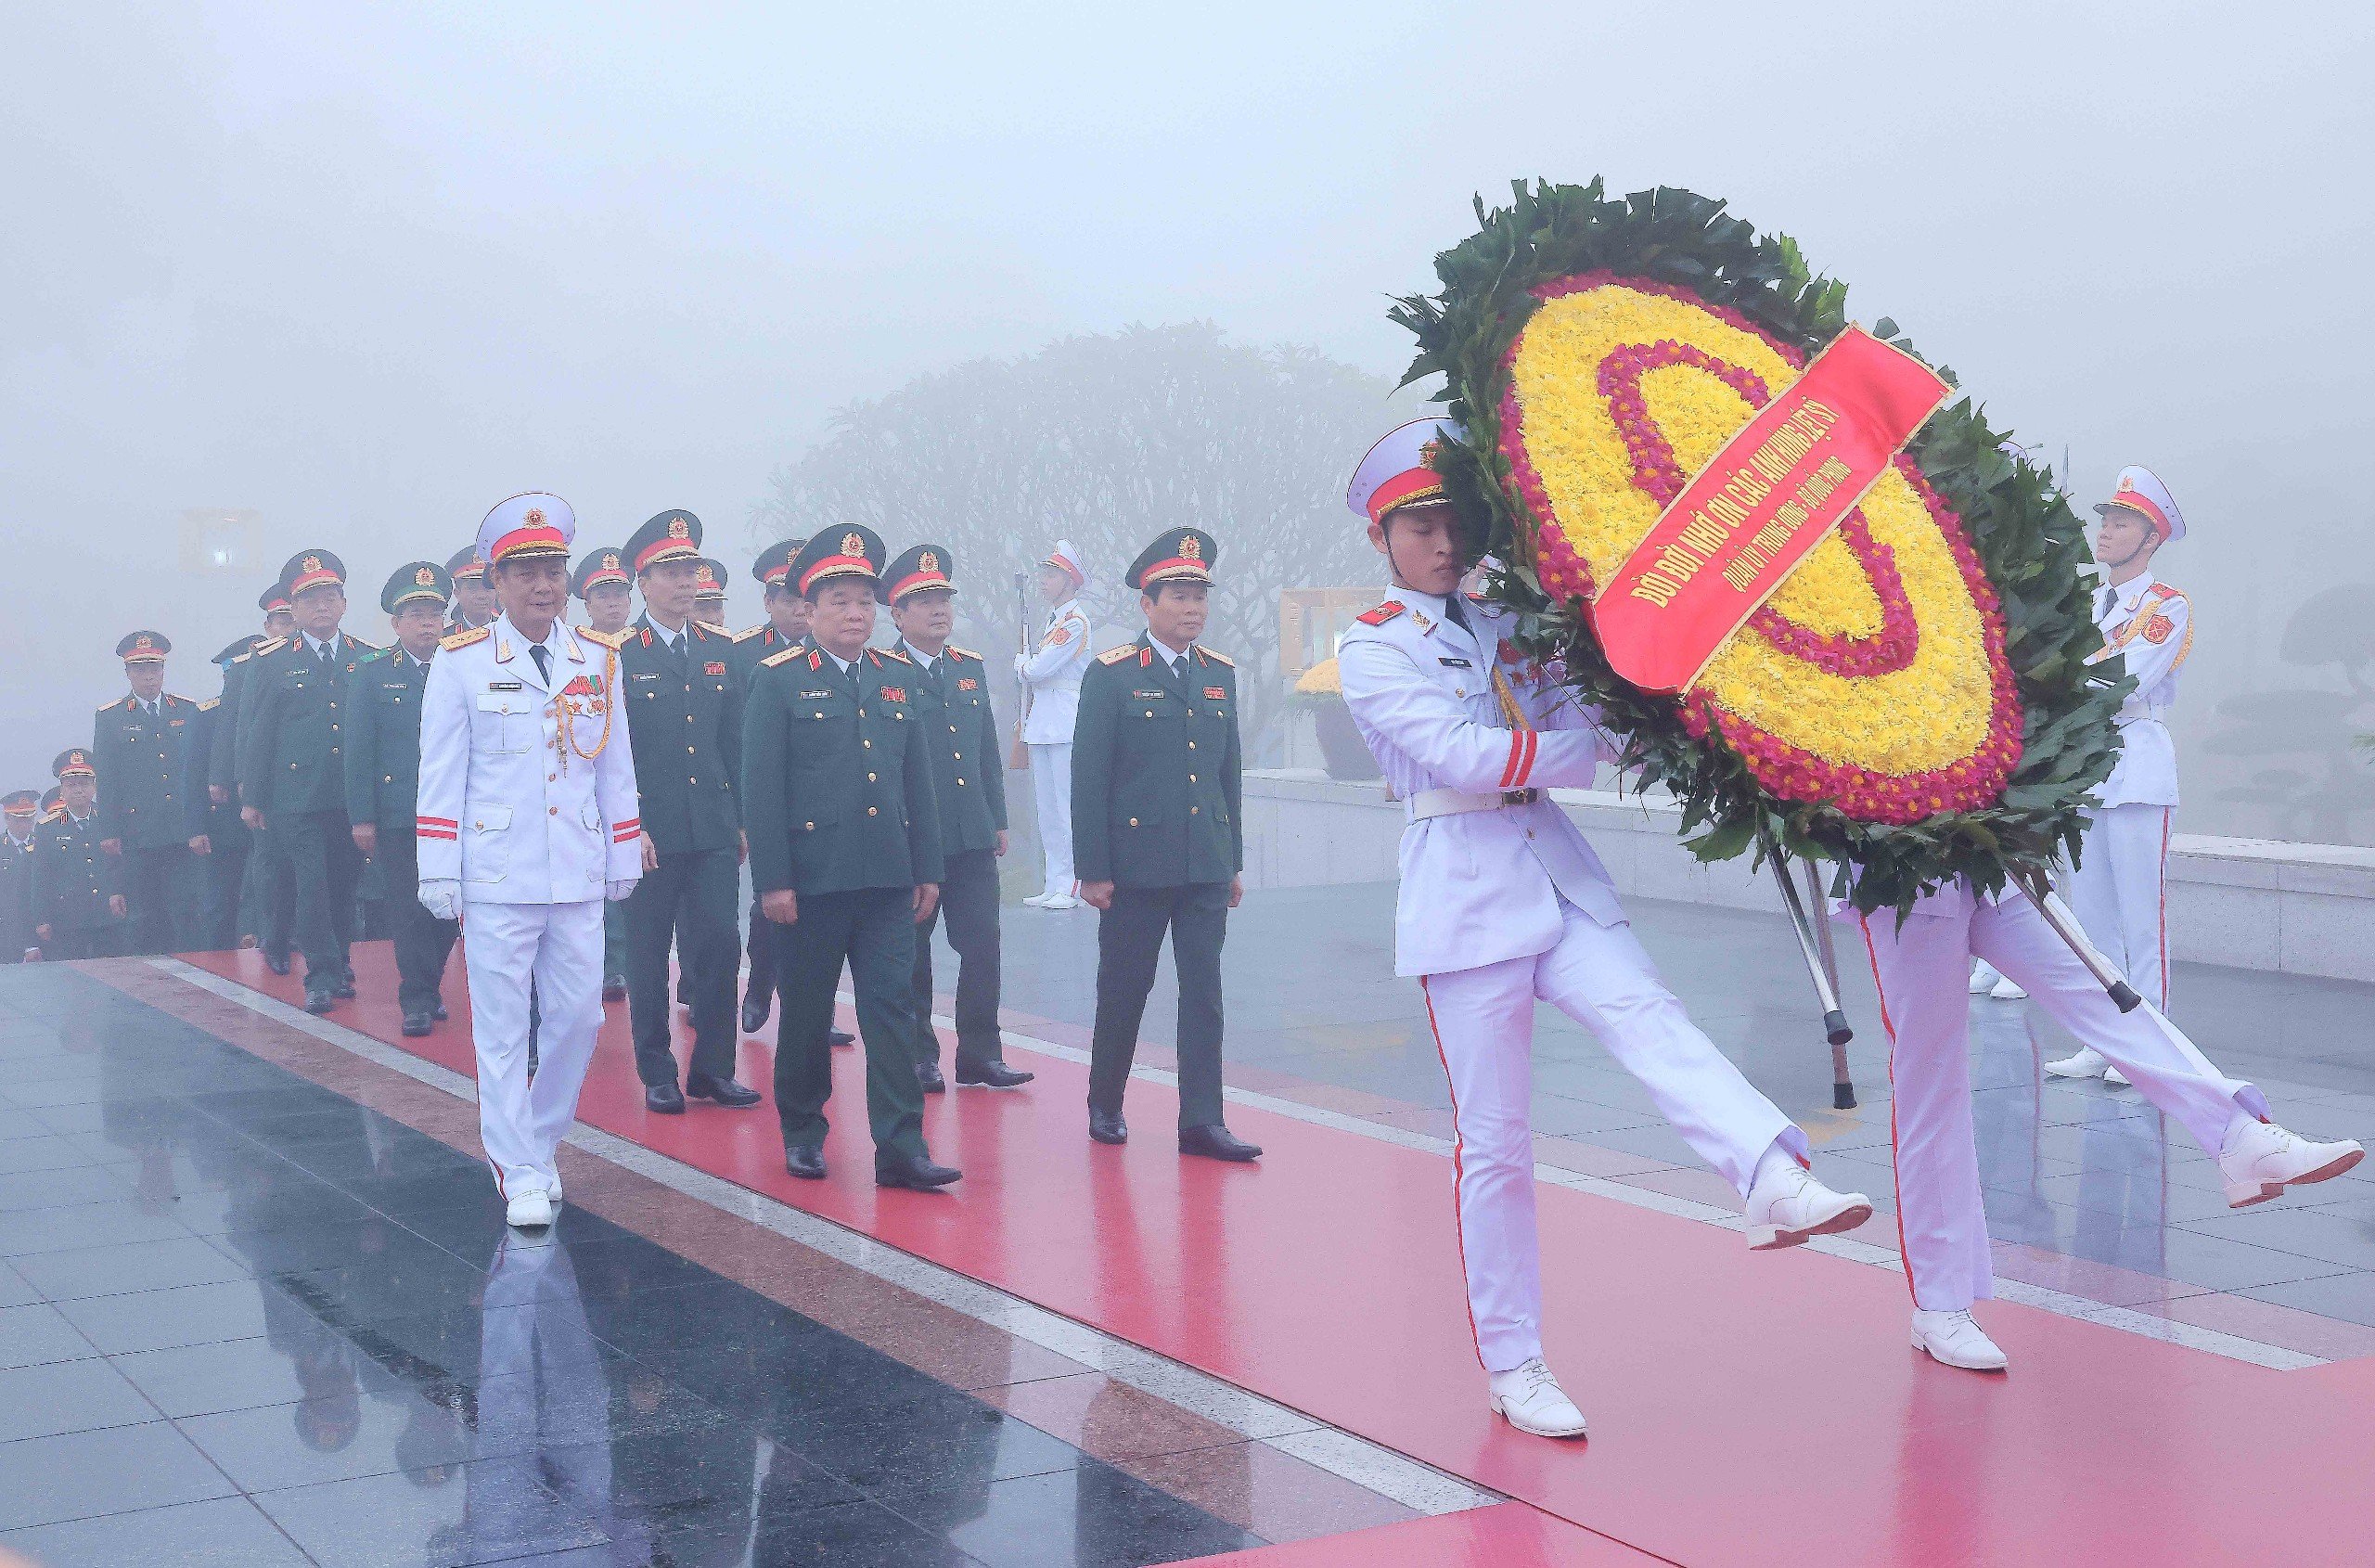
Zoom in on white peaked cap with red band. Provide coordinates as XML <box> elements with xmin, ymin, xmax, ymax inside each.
<box><xmin>2094</xmin><ymin>465</ymin><xmax>2185</xmax><ymax>543</ymax></box>
<box><xmin>477</xmin><ymin>492</ymin><xmax>577</xmax><ymax>566</ymax></box>
<box><xmin>1348</xmin><ymin>417</ymin><xmax>1464</xmax><ymax>523</ymax></box>
<box><xmin>1042</xmin><ymin>539</ymin><xmax>1085</xmax><ymax>589</ymax></box>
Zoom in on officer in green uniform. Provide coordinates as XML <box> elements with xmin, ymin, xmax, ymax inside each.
<box><xmin>92</xmin><ymin>630</ymin><xmax>201</xmax><ymax>954</ymax></box>
<box><xmin>616</xmin><ymin>509</ymin><xmax>762</xmax><ymax>1113</ymax></box>
<box><xmin>345</xmin><ymin>562</ymin><xmax>462</xmax><ymax>1035</ymax></box>
<box><xmin>573</xmin><ymin>546</ymin><xmax>637</xmax><ymax>1001</ymax></box>
<box><xmin>1072</xmin><ymin>527</ymin><xmax>1257</xmax><ymax>1161</ymax></box>
<box><xmin>32</xmin><ymin>752</ymin><xmax>124</xmax><ymax>959</ymax></box>
<box><xmin>443</xmin><ymin>546</ymin><xmax>496</xmax><ymax>635</ymax></box>
<box><xmin>217</xmin><ymin>587</ymin><xmax>298</xmax><ymax>968</ymax></box>
<box><xmin>237</xmin><ymin>549</ymin><xmax>379</xmax><ymax>1013</ymax></box>
<box><xmin>691</xmin><ymin>555</ymin><xmax>732</xmax><ymax>631</ymax></box>
<box><xmin>883</xmin><ymin>544</ymin><xmax>1032</xmax><ymax>1092</ymax></box>
<box><xmin>1</xmin><ymin>790</ymin><xmax>38</xmax><ymax>962</ymax></box>
<box><xmin>186</xmin><ymin>638</ymin><xmax>258</xmax><ymax>950</ymax></box>
<box><xmin>742</xmin><ymin>525</ymin><xmax>958</xmax><ymax>1189</ymax></box>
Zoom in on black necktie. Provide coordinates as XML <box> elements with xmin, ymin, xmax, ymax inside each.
<box><xmin>530</xmin><ymin>645</ymin><xmax>551</xmax><ymax>683</ymax></box>
<box><xmin>1443</xmin><ymin>594</ymin><xmax>1473</xmax><ymax>635</ymax></box>
<box><xmin>315</xmin><ymin>640</ymin><xmax>333</xmax><ymax>670</ymax></box>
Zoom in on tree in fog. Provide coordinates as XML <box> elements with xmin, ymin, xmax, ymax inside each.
<box><xmin>753</xmin><ymin>323</ymin><xmax>1410</xmax><ymax>754</ymax></box>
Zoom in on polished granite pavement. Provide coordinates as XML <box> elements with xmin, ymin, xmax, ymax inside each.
<box><xmin>0</xmin><ymin>964</ymin><xmax>1271</xmax><ymax>1567</ymax></box>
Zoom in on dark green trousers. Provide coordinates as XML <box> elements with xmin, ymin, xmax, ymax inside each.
<box><xmin>909</xmin><ymin>848</ymin><xmax>1004</xmax><ymax>1070</ymax></box>
<box><xmin>1088</xmin><ymin>880</ymin><xmax>1229</xmax><ymax>1128</ymax></box>
<box><xmin>625</xmin><ymin>847</ymin><xmax>740</xmax><ymax>1086</ymax></box>
<box><xmin>772</xmin><ymin>885</ymin><xmax>926</xmax><ymax>1164</ymax></box>
<box><xmin>198</xmin><ymin>815</ymin><xmax>250</xmax><ymax>950</ymax></box>
<box><xmin>373</xmin><ymin>830</ymin><xmax>456</xmax><ymax>1015</ymax></box>
<box><xmin>275</xmin><ymin>809</ymin><xmax>359</xmax><ymax>989</ymax></box>
<box><xmin>118</xmin><ymin>843</ymin><xmax>198</xmax><ymax>955</ymax></box>
<box><xmin>240</xmin><ymin>819</ymin><xmax>297</xmax><ymax>959</ymax></box>
<box><xmin>602</xmin><ymin>898</ymin><xmax>626</xmax><ymax>985</ymax></box>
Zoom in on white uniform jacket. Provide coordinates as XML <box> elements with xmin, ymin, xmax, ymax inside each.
<box><xmin>2088</xmin><ymin>575</ymin><xmax>2189</xmax><ymax>808</ymax></box>
<box><xmin>1017</xmin><ymin>598</ymin><xmax>1091</xmax><ymax>744</ymax></box>
<box><xmin>1337</xmin><ymin>590</ymin><xmax>1623</xmax><ymax>978</ymax></box>
<box><xmin>417</xmin><ymin>615</ymin><xmax>642</xmax><ymax>905</ymax></box>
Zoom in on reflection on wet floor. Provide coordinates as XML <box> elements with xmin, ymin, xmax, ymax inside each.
<box><xmin>0</xmin><ymin>965</ymin><xmax>1261</xmax><ymax>1566</ymax></box>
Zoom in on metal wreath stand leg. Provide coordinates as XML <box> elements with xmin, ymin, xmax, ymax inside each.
<box><xmin>1755</xmin><ymin>830</ymin><xmax>1856</xmax><ymax>1111</ymax></box>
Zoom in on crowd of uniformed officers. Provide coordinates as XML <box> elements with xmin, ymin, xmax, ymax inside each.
<box><xmin>1</xmin><ymin>508</ymin><xmax>1261</xmax><ymax>1188</ymax></box>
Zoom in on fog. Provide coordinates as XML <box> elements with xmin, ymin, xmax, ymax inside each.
<box><xmin>6</xmin><ymin>2</ymin><xmax>2372</xmax><ymax>840</ymax></box>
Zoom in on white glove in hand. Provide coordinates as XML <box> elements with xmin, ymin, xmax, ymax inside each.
<box><xmin>606</xmin><ymin>879</ymin><xmax>640</xmax><ymax>903</ymax></box>
<box><xmin>419</xmin><ymin>880</ymin><xmax>462</xmax><ymax>920</ymax></box>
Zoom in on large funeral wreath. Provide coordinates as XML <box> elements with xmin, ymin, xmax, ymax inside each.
<box><xmin>1391</xmin><ymin>178</ymin><xmax>2127</xmax><ymax>916</ymax></box>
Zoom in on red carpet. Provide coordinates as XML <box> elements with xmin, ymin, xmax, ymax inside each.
<box><xmin>186</xmin><ymin>942</ymin><xmax>2375</xmax><ymax>1567</ymax></box>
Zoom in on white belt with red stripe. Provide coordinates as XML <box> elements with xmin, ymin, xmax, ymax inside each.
<box><xmin>1407</xmin><ymin>787</ymin><xmax>1541</xmax><ymax>822</ymax></box>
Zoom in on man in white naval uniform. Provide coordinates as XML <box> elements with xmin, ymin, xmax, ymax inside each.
<box><xmin>2048</xmin><ymin>465</ymin><xmax>2191</xmax><ymax>1083</ymax></box>
<box><xmin>1334</xmin><ymin>419</ymin><xmax>1872</xmax><ymax>1440</ymax></box>
<box><xmin>1017</xmin><ymin>540</ymin><xmax>1092</xmax><ymax>908</ymax></box>
<box><xmin>417</xmin><ymin>493</ymin><xmax>642</xmax><ymax>1230</ymax></box>
<box><xmin>1852</xmin><ymin>882</ymin><xmax>2362</xmax><ymax>1370</ymax></box>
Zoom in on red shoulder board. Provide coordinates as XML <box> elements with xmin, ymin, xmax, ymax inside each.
<box><xmin>2150</xmin><ymin>582</ymin><xmax>2187</xmax><ymax>601</ymax></box>
<box><xmin>1356</xmin><ymin>601</ymin><xmax>1406</xmax><ymax>626</ymax></box>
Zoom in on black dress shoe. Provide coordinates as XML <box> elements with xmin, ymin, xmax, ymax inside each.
<box><xmin>400</xmin><ymin>1011</ymin><xmax>432</xmax><ymax>1037</ymax></box>
<box><xmin>645</xmin><ymin>1082</ymin><xmax>687</xmax><ymax>1114</ymax></box>
<box><xmin>917</xmin><ymin>1060</ymin><xmax>946</xmax><ymax>1094</ymax></box>
<box><xmin>828</xmin><ymin>1027</ymin><xmax>855</xmax><ymax>1047</ymax></box>
<box><xmin>1088</xmin><ymin>1109</ymin><xmax>1128</xmax><ymax>1145</ymax></box>
<box><xmin>332</xmin><ymin>978</ymin><xmax>356</xmax><ymax>1000</ymax></box>
<box><xmin>1179</xmin><ymin>1124</ymin><xmax>1263</xmax><ymax>1162</ymax></box>
<box><xmin>264</xmin><ymin>953</ymin><xmax>292</xmax><ymax>976</ymax></box>
<box><xmin>740</xmin><ymin>996</ymin><xmax>770</xmax><ymax>1035</ymax></box>
<box><xmin>686</xmin><ymin>1074</ymin><xmax>763</xmax><ymax>1109</ymax></box>
<box><xmin>302</xmin><ymin>988</ymin><xmax>335</xmax><ymax>1016</ymax></box>
<box><xmin>876</xmin><ymin>1152</ymin><xmax>961</xmax><ymax>1189</ymax></box>
<box><xmin>601</xmin><ymin>977</ymin><xmax>626</xmax><ymax>1001</ymax></box>
<box><xmin>956</xmin><ymin>1059</ymin><xmax>1034</xmax><ymax>1088</ymax></box>
<box><xmin>785</xmin><ymin>1143</ymin><xmax>828</xmax><ymax>1180</ymax></box>
<box><xmin>433</xmin><ymin>1002</ymin><xmax>448</xmax><ymax>1022</ymax></box>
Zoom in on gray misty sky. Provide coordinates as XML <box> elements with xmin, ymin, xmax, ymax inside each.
<box><xmin>6</xmin><ymin>2</ymin><xmax>2373</xmax><ymax>835</ymax></box>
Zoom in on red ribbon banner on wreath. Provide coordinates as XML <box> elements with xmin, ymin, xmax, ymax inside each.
<box><xmin>1589</xmin><ymin>326</ymin><xmax>1951</xmax><ymax>694</ymax></box>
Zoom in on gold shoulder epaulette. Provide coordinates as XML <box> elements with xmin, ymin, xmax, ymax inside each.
<box><xmin>759</xmin><ymin>645</ymin><xmax>805</xmax><ymax>669</ymax></box>
<box><xmin>874</xmin><ymin>647</ymin><xmax>912</xmax><ymax>665</ymax></box>
<box><xmin>1097</xmin><ymin>644</ymin><xmax>1137</xmax><ymax>666</ymax></box>
<box><xmin>575</xmin><ymin>625</ymin><xmax>626</xmax><ymax>650</ymax></box>
<box><xmin>96</xmin><ymin>697</ymin><xmax>125</xmax><ymax>713</ymax></box>
<box><xmin>250</xmin><ymin>637</ymin><xmax>288</xmax><ymax>657</ymax></box>
<box><xmin>165</xmin><ymin>693</ymin><xmax>192</xmax><ymax>707</ymax></box>
<box><xmin>41</xmin><ymin>807</ymin><xmax>66</xmax><ymax>824</ymax></box>
<box><xmin>695</xmin><ymin>620</ymin><xmax>730</xmax><ymax>636</ymax></box>
<box><xmin>2149</xmin><ymin>582</ymin><xmax>2187</xmax><ymax>602</ymax></box>
<box><xmin>731</xmin><ymin>623</ymin><xmax>767</xmax><ymax>643</ymax></box>
<box><xmin>946</xmin><ymin>644</ymin><xmax>982</xmax><ymax>662</ymax></box>
<box><xmin>1195</xmin><ymin>646</ymin><xmax>1234</xmax><ymax>667</ymax></box>
<box><xmin>345</xmin><ymin>636</ymin><xmax>382</xmax><ymax>653</ymax></box>
<box><xmin>441</xmin><ymin>626</ymin><xmax>492</xmax><ymax>651</ymax></box>
<box><xmin>198</xmin><ymin>697</ymin><xmax>220</xmax><ymax>713</ymax></box>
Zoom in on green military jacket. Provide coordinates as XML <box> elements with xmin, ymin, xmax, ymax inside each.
<box><xmin>31</xmin><ymin>809</ymin><xmax>121</xmax><ymax>932</ymax></box>
<box><xmin>342</xmin><ymin>646</ymin><xmax>432</xmax><ymax>830</ymax></box>
<box><xmin>617</xmin><ymin>616</ymin><xmax>744</xmax><ymax>855</ymax></box>
<box><xmin>1072</xmin><ymin>634</ymin><xmax>1242</xmax><ymax>888</ymax></box>
<box><xmin>742</xmin><ymin>644</ymin><xmax>944</xmax><ymax>897</ymax></box>
<box><xmin>1</xmin><ymin>829</ymin><xmax>35</xmax><ymax>954</ymax></box>
<box><xmin>235</xmin><ymin>633</ymin><xmax>379</xmax><ymax>815</ymax></box>
<box><xmin>727</xmin><ymin>620</ymin><xmax>801</xmax><ymax>684</ymax></box>
<box><xmin>92</xmin><ymin>693</ymin><xmax>200</xmax><ymax>849</ymax></box>
<box><xmin>895</xmin><ymin>639</ymin><xmax>1008</xmax><ymax>856</ymax></box>
<box><xmin>207</xmin><ymin>643</ymin><xmax>264</xmax><ymax>799</ymax></box>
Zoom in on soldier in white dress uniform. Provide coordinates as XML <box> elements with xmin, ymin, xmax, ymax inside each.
<box><xmin>1017</xmin><ymin>540</ymin><xmax>1092</xmax><ymax>908</ymax></box>
<box><xmin>1334</xmin><ymin>419</ymin><xmax>1874</xmax><ymax>1440</ymax></box>
<box><xmin>2047</xmin><ymin>465</ymin><xmax>2192</xmax><ymax>1081</ymax></box>
<box><xmin>417</xmin><ymin>493</ymin><xmax>643</xmax><ymax>1229</ymax></box>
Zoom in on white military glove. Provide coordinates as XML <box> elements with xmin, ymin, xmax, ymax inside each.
<box><xmin>605</xmin><ymin>878</ymin><xmax>640</xmax><ymax>903</ymax></box>
<box><xmin>418</xmin><ymin>880</ymin><xmax>462</xmax><ymax>921</ymax></box>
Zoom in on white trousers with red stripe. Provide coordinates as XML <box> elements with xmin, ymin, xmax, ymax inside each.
<box><xmin>2070</xmin><ymin>803</ymin><xmax>2172</xmax><ymax>1010</ymax></box>
<box><xmin>461</xmin><ymin>897</ymin><xmax>607</xmax><ymax>1199</ymax></box>
<box><xmin>1421</xmin><ymin>897</ymin><xmax>1804</xmax><ymax>1372</ymax></box>
<box><xmin>1856</xmin><ymin>893</ymin><xmax>2264</xmax><ymax>1314</ymax></box>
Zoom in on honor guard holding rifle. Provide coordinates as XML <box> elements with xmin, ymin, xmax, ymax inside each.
<box><xmin>884</xmin><ymin>544</ymin><xmax>1032</xmax><ymax>1091</ymax></box>
<box><xmin>741</xmin><ymin>526</ymin><xmax>959</xmax><ymax>1190</ymax></box>
<box><xmin>3</xmin><ymin>790</ymin><xmax>42</xmax><ymax>961</ymax></box>
<box><xmin>345</xmin><ymin>562</ymin><xmax>461</xmax><ymax>1035</ymax></box>
<box><xmin>417</xmin><ymin>493</ymin><xmax>643</xmax><ymax>1228</ymax></box>
<box><xmin>92</xmin><ymin>630</ymin><xmax>200</xmax><ymax>954</ymax></box>
<box><xmin>573</xmin><ymin>546</ymin><xmax>637</xmax><ymax>1000</ymax></box>
<box><xmin>616</xmin><ymin>509</ymin><xmax>762</xmax><ymax>1114</ymax></box>
<box><xmin>1018</xmin><ymin>541</ymin><xmax>1091</xmax><ymax>908</ymax></box>
<box><xmin>1334</xmin><ymin>419</ymin><xmax>1873</xmax><ymax>1440</ymax></box>
<box><xmin>32</xmin><ymin>751</ymin><xmax>124</xmax><ymax>959</ymax></box>
<box><xmin>236</xmin><ymin>550</ymin><xmax>379</xmax><ymax>1014</ymax></box>
<box><xmin>1072</xmin><ymin>528</ymin><xmax>1253</xmax><ymax>1160</ymax></box>
<box><xmin>213</xmin><ymin>588</ymin><xmax>298</xmax><ymax>965</ymax></box>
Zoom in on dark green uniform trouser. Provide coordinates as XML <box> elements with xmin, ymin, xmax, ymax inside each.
<box><xmin>241</xmin><ymin>821</ymin><xmax>297</xmax><ymax>958</ymax></box>
<box><xmin>199</xmin><ymin>818</ymin><xmax>250</xmax><ymax>950</ymax></box>
<box><xmin>1088</xmin><ymin>880</ymin><xmax>1229</xmax><ymax>1129</ymax></box>
<box><xmin>772</xmin><ymin>885</ymin><xmax>926</xmax><ymax>1164</ymax></box>
<box><xmin>602</xmin><ymin>899</ymin><xmax>626</xmax><ymax>986</ymax></box>
<box><xmin>40</xmin><ymin>923</ymin><xmax>124</xmax><ymax>960</ymax></box>
<box><xmin>372</xmin><ymin>830</ymin><xmax>457</xmax><ymax>1016</ymax></box>
<box><xmin>909</xmin><ymin>848</ymin><xmax>1003</xmax><ymax>1071</ymax></box>
<box><xmin>624</xmin><ymin>846</ymin><xmax>740</xmax><ymax>1086</ymax></box>
<box><xmin>118</xmin><ymin>843</ymin><xmax>197</xmax><ymax>955</ymax></box>
<box><xmin>275</xmin><ymin>808</ymin><xmax>360</xmax><ymax>989</ymax></box>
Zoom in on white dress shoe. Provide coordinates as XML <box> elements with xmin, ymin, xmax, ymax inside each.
<box><xmin>1911</xmin><ymin>1308</ymin><xmax>2008</xmax><ymax>1371</ymax></box>
<box><xmin>1487</xmin><ymin>1357</ymin><xmax>1587</xmax><ymax>1438</ymax></box>
<box><xmin>1969</xmin><ymin>960</ymin><xmax>2003</xmax><ymax>995</ymax></box>
<box><xmin>1989</xmin><ymin>975</ymin><xmax>2028</xmax><ymax>1000</ymax></box>
<box><xmin>2045</xmin><ymin>1046</ymin><xmax>2111</xmax><ymax>1080</ymax></box>
<box><xmin>1021</xmin><ymin>893</ymin><xmax>1052</xmax><ymax>908</ymax></box>
<box><xmin>2104</xmin><ymin>1064</ymin><xmax>2130</xmax><ymax>1087</ymax></box>
<box><xmin>546</xmin><ymin>1177</ymin><xmax>563</xmax><ymax>1209</ymax></box>
<box><xmin>2218</xmin><ymin>1119</ymin><xmax>2366</xmax><ymax>1209</ymax></box>
<box><xmin>505</xmin><ymin>1189</ymin><xmax>554</xmax><ymax>1229</ymax></box>
<box><xmin>1743</xmin><ymin>1162</ymin><xmax>1874</xmax><ymax>1250</ymax></box>
<box><xmin>1041</xmin><ymin>894</ymin><xmax>1082</xmax><ymax>910</ymax></box>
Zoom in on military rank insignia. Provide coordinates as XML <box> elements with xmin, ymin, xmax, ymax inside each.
<box><xmin>1205</xmin><ymin>686</ymin><xmax>1227</xmax><ymax>700</ymax></box>
<box><xmin>957</xmin><ymin>676</ymin><xmax>979</xmax><ymax>691</ymax></box>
